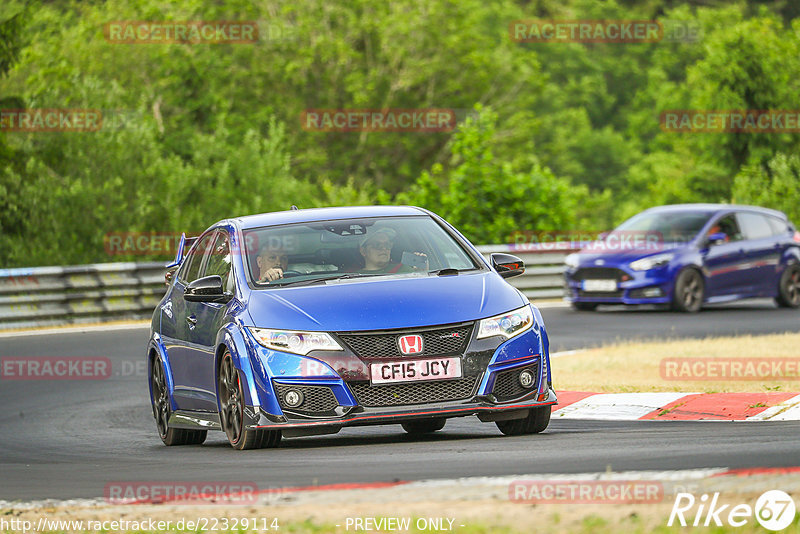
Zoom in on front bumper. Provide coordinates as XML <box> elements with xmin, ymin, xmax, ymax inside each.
<box><xmin>564</xmin><ymin>265</ymin><xmax>674</xmax><ymax>304</ymax></box>
<box><xmin>248</xmin><ymin>387</ymin><xmax>558</xmax><ymax>435</ymax></box>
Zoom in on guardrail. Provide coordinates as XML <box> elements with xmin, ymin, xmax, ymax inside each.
<box><xmin>0</xmin><ymin>263</ymin><xmax>167</xmax><ymax>330</ymax></box>
<box><xmin>0</xmin><ymin>244</ymin><xmax>577</xmax><ymax>329</ymax></box>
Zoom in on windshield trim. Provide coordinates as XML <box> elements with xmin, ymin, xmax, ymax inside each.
<box><xmin>242</xmin><ymin>214</ymin><xmax>487</xmax><ymax>291</ymax></box>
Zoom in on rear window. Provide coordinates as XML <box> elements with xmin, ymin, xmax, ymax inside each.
<box><xmin>737</xmin><ymin>212</ymin><xmax>774</xmax><ymax>240</ymax></box>
<box><xmin>766</xmin><ymin>216</ymin><xmax>790</xmax><ymax>236</ymax></box>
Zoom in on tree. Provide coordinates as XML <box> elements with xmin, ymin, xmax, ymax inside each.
<box><xmin>400</xmin><ymin>107</ymin><xmax>585</xmax><ymax>244</ymax></box>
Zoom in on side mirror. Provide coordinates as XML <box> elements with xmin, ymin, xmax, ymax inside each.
<box><xmin>165</xmin><ymin>267</ymin><xmax>177</xmax><ymax>286</ymax></box>
<box><xmin>707</xmin><ymin>232</ymin><xmax>727</xmax><ymax>246</ymax></box>
<box><xmin>184</xmin><ymin>275</ymin><xmax>232</xmax><ymax>303</ymax></box>
<box><xmin>491</xmin><ymin>253</ymin><xmax>525</xmax><ymax>279</ymax></box>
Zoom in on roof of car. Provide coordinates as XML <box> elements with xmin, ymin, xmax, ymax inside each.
<box><xmin>231</xmin><ymin>205</ymin><xmax>430</xmax><ymax>230</ymax></box>
<box><xmin>642</xmin><ymin>203</ymin><xmax>787</xmax><ymax>219</ymax></box>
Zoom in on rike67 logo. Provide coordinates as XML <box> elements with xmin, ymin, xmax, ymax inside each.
<box><xmin>669</xmin><ymin>490</ymin><xmax>796</xmax><ymax>531</ymax></box>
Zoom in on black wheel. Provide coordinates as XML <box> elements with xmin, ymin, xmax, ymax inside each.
<box><xmin>571</xmin><ymin>302</ymin><xmax>599</xmax><ymax>311</ymax></box>
<box><xmin>496</xmin><ymin>405</ymin><xmax>551</xmax><ymax>436</ymax></box>
<box><xmin>401</xmin><ymin>418</ymin><xmax>446</xmax><ymax>434</ymax></box>
<box><xmin>776</xmin><ymin>264</ymin><xmax>800</xmax><ymax>308</ymax></box>
<box><xmin>150</xmin><ymin>356</ymin><xmax>206</xmax><ymax>446</ymax></box>
<box><xmin>218</xmin><ymin>352</ymin><xmax>281</xmax><ymax>450</ymax></box>
<box><xmin>671</xmin><ymin>268</ymin><xmax>704</xmax><ymax>313</ymax></box>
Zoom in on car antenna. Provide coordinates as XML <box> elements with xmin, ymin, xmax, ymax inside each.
<box><xmin>291</xmin><ymin>205</ymin><xmax>299</xmax><ymax>210</ymax></box>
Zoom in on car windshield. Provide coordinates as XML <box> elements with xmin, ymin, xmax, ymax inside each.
<box><xmin>243</xmin><ymin>216</ymin><xmax>479</xmax><ymax>287</ymax></box>
<box><xmin>610</xmin><ymin>210</ymin><xmax>713</xmax><ymax>244</ymax></box>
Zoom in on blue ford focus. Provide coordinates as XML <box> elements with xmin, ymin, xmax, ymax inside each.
<box><xmin>564</xmin><ymin>204</ymin><xmax>800</xmax><ymax>312</ymax></box>
<box><xmin>147</xmin><ymin>206</ymin><xmax>555</xmax><ymax>449</ymax></box>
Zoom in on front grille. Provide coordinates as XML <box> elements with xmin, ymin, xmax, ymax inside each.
<box><xmin>348</xmin><ymin>376</ymin><xmax>478</xmax><ymax>407</ymax></box>
<box><xmin>577</xmin><ymin>289</ymin><xmax>624</xmax><ymax>298</ymax></box>
<box><xmin>492</xmin><ymin>364</ymin><xmax>539</xmax><ymax>402</ymax></box>
<box><xmin>273</xmin><ymin>383</ymin><xmax>339</xmax><ymax>415</ymax></box>
<box><xmin>571</xmin><ymin>267</ymin><xmax>628</xmax><ymax>281</ymax></box>
<box><xmin>338</xmin><ymin>323</ymin><xmax>472</xmax><ymax>359</ymax></box>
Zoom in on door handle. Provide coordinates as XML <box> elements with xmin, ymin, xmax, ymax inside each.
<box><xmin>186</xmin><ymin>315</ymin><xmax>198</xmax><ymax>328</ymax></box>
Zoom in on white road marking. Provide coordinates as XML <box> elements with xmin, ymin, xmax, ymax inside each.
<box><xmin>747</xmin><ymin>394</ymin><xmax>800</xmax><ymax>421</ymax></box>
<box><xmin>553</xmin><ymin>392</ymin><xmax>689</xmax><ymax>420</ymax></box>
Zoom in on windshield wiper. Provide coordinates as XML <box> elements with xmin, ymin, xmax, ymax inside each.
<box><xmin>428</xmin><ymin>268</ymin><xmax>461</xmax><ymax>276</ymax></box>
<box><xmin>269</xmin><ymin>272</ymin><xmax>377</xmax><ymax>287</ymax></box>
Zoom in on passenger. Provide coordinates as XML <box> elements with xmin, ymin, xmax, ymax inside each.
<box><xmin>358</xmin><ymin>228</ymin><xmax>427</xmax><ymax>274</ymax></box>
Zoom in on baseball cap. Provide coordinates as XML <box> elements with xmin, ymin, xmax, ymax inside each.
<box><xmin>360</xmin><ymin>227</ymin><xmax>397</xmax><ymax>248</ymax></box>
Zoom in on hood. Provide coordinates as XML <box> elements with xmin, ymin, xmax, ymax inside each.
<box><xmin>243</xmin><ymin>271</ymin><xmax>526</xmax><ymax>331</ymax></box>
<box><xmin>576</xmin><ymin>243</ymin><xmax>681</xmax><ymax>264</ymax></box>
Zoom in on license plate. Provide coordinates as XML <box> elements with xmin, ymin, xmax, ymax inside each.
<box><xmin>582</xmin><ymin>279</ymin><xmax>617</xmax><ymax>292</ymax></box>
<box><xmin>370</xmin><ymin>357</ymin><xmax>462</xmax><ymax>385</ymax></box>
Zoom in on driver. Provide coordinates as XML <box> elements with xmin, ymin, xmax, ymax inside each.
<box><xmin>257</xmin><ymin>243</ymin><xmax>289</xmax><ymax>282</ymax></box>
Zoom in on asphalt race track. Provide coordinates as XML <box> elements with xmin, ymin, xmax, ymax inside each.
<box><xmin>543</xmin><ymin>298</ymin><xmax>800</xmax><ymax>352</ymax></box>
<box><xmin>1</xmin><ymin>300</ymin><xmax>799</xmax><ymax>501</ymax></box>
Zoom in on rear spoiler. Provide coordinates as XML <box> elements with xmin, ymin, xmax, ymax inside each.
<box><xmin>166</xmin><ymin>233</ymin><xmax>199</xmax><ymax>269</ymax></box>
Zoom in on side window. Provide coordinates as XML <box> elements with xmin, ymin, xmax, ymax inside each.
<box><xmin>767</xmin><ymin>216</ymin><xmax>790</xmax><ymax>236</ymax></box>
<box><xmin>180</xmin><ymin>232</ymin><xmax>215</xmax><ymax>283</ymax></box>
<box><xmin>708</xmin><ymin>215</ymin><xmax>743</xmax><ymax>242</ymax></box>
<box><xmin>205</xmin><ymin>231</ymin><xmax>233</xmax><ymax>290</ymax></box>
<box><xmin>737</xmin><ymin>212</ymin><xmax>774</xmax><ymax>240</ymax></box>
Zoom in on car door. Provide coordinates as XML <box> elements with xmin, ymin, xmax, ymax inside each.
<box><xmin>182</xmin><ymin>229</ymin><xmax>236</xmax><ymax>412</ymax></box>
<box><xmin>737</xmin><ymin>212</ymin><xmax>782</xmax><ymax>295</ymax></box>
<box><xmin>166</xmin><ymin>231</ymin><xmax>215</xmax><ymax>411</ymax></box>
<box><xmin>701</xmin><ymin>213</ymin><xmax>748</xmax><ymax>297</ymax></box>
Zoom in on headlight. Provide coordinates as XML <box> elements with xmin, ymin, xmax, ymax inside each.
<box><xmin>629</xmin><ymin>252</ymin><xmax>674</xmax><ymax>271</ymax></box>
<box><xmin>564</xmin><ymin>253</ymin><xmax>580</xmax><ymax>268</ymax></box>
<box><xmin>476</xmin><ymin>305</ymin><xmax>534</xmax><ymax>340</ymax></box>
<box><xmin>248</xmin><ymin>328</ymin><xmax>343</xmax><ymax>355</ymax></box>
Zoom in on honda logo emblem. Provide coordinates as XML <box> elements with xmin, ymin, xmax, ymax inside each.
<box><xmin>398</xmin><ymin>335</ymin><xmax>424</xmax><ymax>355</ymax></box>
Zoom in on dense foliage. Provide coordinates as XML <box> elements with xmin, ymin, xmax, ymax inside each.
<box><xmin>1</xmin><ymin>0</ymin><xmax>799</xmax><ymax>266</ymax></box>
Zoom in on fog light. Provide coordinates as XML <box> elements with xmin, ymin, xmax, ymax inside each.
<box><xmin>284</xmin><ymin>389</ymin><xmax>304</xmax><ymax>408</ymax></box>
<box><xmin>519</xmin><ymin>369</ymin><xmax>535</xmax><ymax>388</ymax></box>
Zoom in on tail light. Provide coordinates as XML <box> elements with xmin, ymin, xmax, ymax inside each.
<box><xmin>793</xmin><ymin>231</ymin><xmax>800</xmax><ymax>243</ymax></box>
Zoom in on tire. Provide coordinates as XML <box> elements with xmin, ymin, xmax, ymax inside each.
<box><xmin>401</xmin><ymin>418</ymin><xmax>446</xmax><ymax>434</ymax></box>
<box><xmin>218</xmin><ymin>352</ymin><xmax>281</xmax><ymax>450</ymax></box>
<box><xmin>496</xmin><ymin>405</ymin><xmax>551</xmax><ymax>436</ymax></box>
<box><xmin>776</xmin><ymin>264</ymin><xmax>800</xmax><ymax>308</ymax></box>
<box><xmin>571</xmin><ymin>302</ymin><xmax>599</xmax><ymax>311</ymax></box>
<box><xmin>671</xmin><ymin>268</ymin><xmax>704</xmax><ymax>313</ymax></box>
<box><xmin>150</xmin><ymin>356</ymin><xmax>207</xmax><ymax>446</ymax></box>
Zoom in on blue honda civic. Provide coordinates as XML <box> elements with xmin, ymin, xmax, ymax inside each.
<box><xmin>564</xmin><ymin>204</ymin><xmax>800</xmax><ymax>312</ymax></box>
<box><xmin>147</xmin><ymin>206</ymin><xmax>556</xmax><ymax>449</ymax></box>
